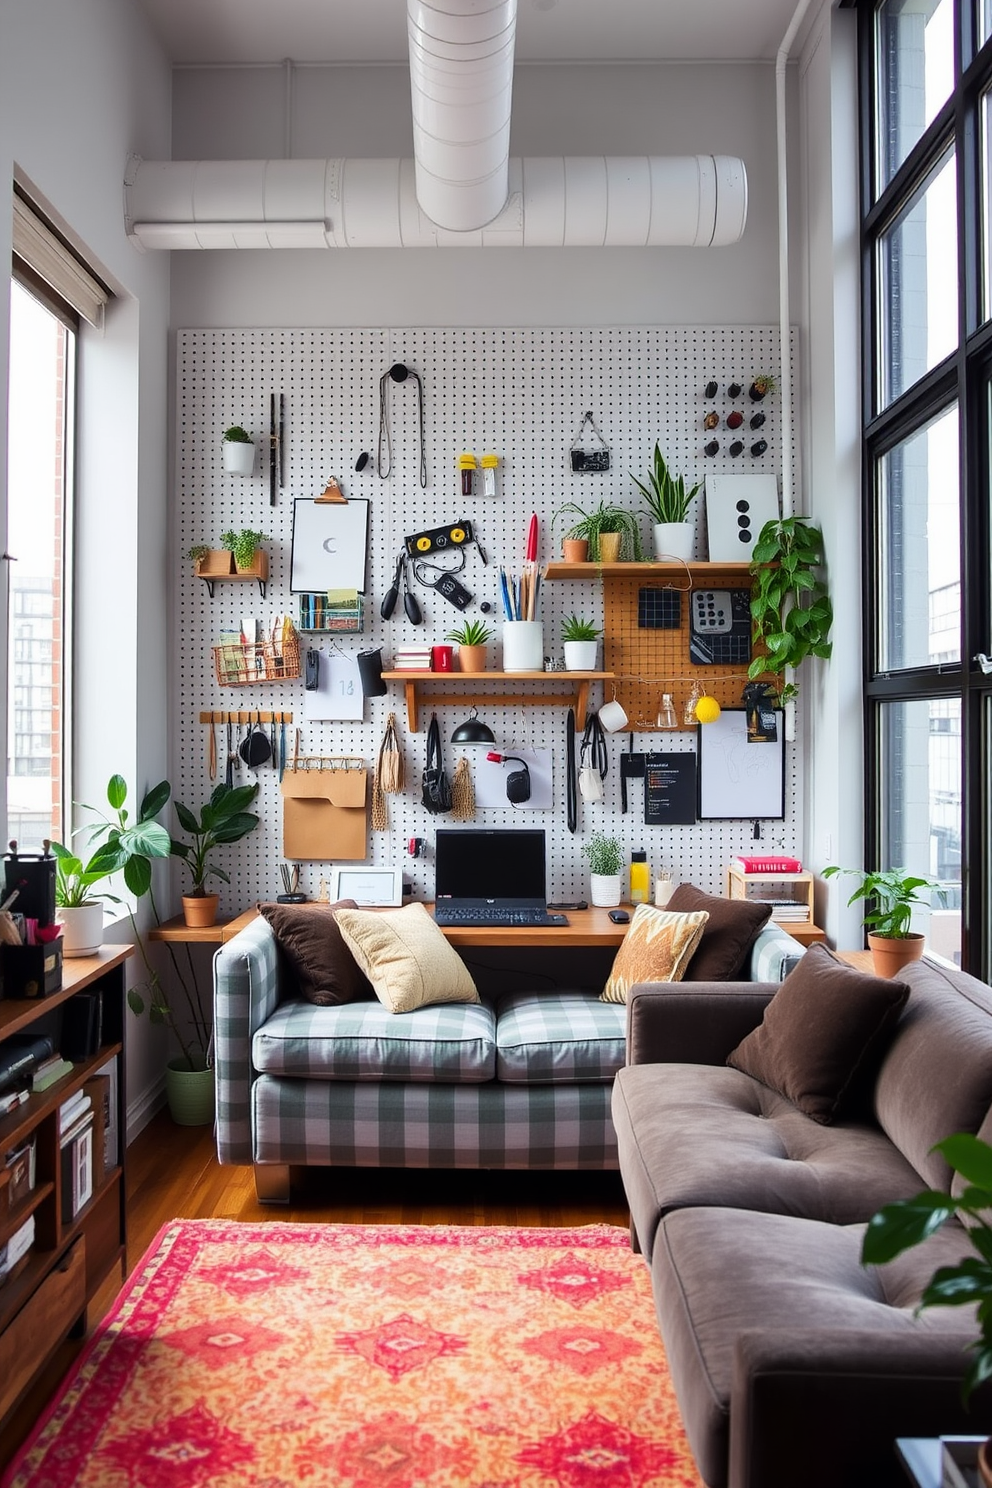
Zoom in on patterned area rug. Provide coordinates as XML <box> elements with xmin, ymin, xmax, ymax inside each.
<box><xmin>4</xmin><ymin>1221</ymin><xmax>702</xmax><ymax>1488</ymax></box>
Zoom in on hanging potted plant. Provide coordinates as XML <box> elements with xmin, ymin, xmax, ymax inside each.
<box><xmin>748</xmin><ymin>516</ymin><xmax>833</xmax><ymax>702</ymax></box>
<box><xmin>583</xmin><ymin>831</ymin><xmax>624</xmax><ymax>908</ymax></box>
<box><xmin>561</xmin><ymin>614</ymin><xmax>601</xmax><ymax>671</ymax></box>
<box><xmin>446</xmin><ymin>618</ymin><xmax>493</xmax><ymax>674</ymax></box>
<box><xmin>221</xmin><ymin>528</ymin><xmax>267</xmax><ymax>581</ymax></box>
<box><xmin>171</xmin><ymin>781</ymin><xmax>260</xmax><ymax>929</ymax></box>
<box><xmin>222</xmin><ymin>425</ymin><xmax>255</xmax><ymax>475</ymax></box>
<box><xmin>630</xmin><ymin>442</ymin><xmax>702</xmax><ymax>561</ymax></box>
<box><xmin>824</xmin><ymin>864</ymin><xmax>945</xmax><ymax>977</ymax></box>
<box><xmin>553</xmin><ymin>501</ymin><xmax>644</xmax><ymax>563</ymax></box>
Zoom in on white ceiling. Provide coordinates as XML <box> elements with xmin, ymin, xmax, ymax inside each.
<box><xmin>136</xmin><ymin>0</ymin><xmax>808</xmax><ymax>68</ymax></box>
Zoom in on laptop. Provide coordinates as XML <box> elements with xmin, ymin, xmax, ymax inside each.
<box><xmin>433</xmin><ymin>829</ymin><xmax>568</xmax><ymax>927</ymax></box>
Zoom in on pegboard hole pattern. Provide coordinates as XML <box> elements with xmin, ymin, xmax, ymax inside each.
<box><xmin>176</xmin><ymin>327</ymin><xmax>801</xmax><ymax>913</ymax></box>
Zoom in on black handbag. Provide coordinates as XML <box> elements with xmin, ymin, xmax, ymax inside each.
<box><xmin>421</xmin><ymin>713</ymin><xmax>452</xmax><ymax>814</ymax></box>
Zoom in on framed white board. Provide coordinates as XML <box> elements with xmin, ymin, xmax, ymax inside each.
<box><xmin>697</xmin><ymin>708</ymin><xmax>785</xmax><ymax>820</ymax></box>
<box><xmin>290</xmin><ymin>498</ymin><xmax>370</xmax><ymax>593</ymax></box>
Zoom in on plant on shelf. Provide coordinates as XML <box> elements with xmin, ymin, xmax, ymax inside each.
<box><xmin>748</xmin><ymin>516</ymin><xmax>833</xmax><ymax>703</ymax></box>
<box><xmin>221</xmin><ymin>528</ymin><xmax>266</xmax><ymax>571</ymax></box>
<box><xmin>445</xmin><ymin>618</ymin><xmax>493</xmax><ymax>647</ymax></box>
<box><xmin>171</xmin><ymin>782</ymin><xmax>260</xmax><ymax>927</ymax></box>
<box><xmin>630</xmin><ymin>442</ymin><xmax>702</xmax><ymax>525</ymax></box>
<box><xmin>561</xmin><ymin>615</ymin><xmax>601</xmax><ymax>642</ymax></box>
<box><xmin>187</xmin><ymin>544</ymin><xmax>210</xmax><ymax>565</ymax></box>
<box><xmin>552</xmin><ymin>500</ymin><xmax>644</xmax><ymax>562</ymax></box>
<box><xmin>223</xmin><ymin>425</ymin><xmax>252</xmax><ymax>445</ymax></box>
<box><xmin>51</xmin><ymin>839</ymin><xmax>120</xmax><ymax>957</ymax></box>
<box><xmin>824</xmin><ymin>863</ymin><xmax>945</xmax><ymax>977</ymax></box>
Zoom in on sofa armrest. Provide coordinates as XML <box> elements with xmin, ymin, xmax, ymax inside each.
<box><xmin>730</xmin><ymin>1328</ymin><xmax>986</xmax><ymax>1488</ymax></box>
<box><xmin>747</xmin><ymin>921</ymin><xmax>806</xmax><ymax>982</ymax></box>
<box><xmin>625</xmin><ymin>982</ymin><xmax>777</xmax><ymax>1066</ymax></box>
<box><xmin>213</xmin><ymin>916</ymin><xmax>282</xmax><ymax>1165</ymax></box>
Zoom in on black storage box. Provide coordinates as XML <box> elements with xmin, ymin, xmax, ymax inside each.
<box><xmin>1</xmin><ymin>938</ymin><xmax>63</xmax><ymax>1000</ymax></box>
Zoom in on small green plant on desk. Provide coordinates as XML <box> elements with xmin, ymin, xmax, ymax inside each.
<box><xmin>553</xmin><ymin>500</ymin><xmax>644</xmax><ymax>561</ymax></box>
<box><xmin>561</xmin><ymin>615</ymin><xmax>601</xmax><ymax>642</ymax></box>
<box><xmin>445</xmin><ymin>618</ymin><xmax>494</xmax><ymax>647</ymax></box>
<box><xmin>630</xmin><ymin>443</ymin><xmax>701</xmax><ymax>524</ymax></box>
<box><xmin>582</xmin><ymin>831</ymin><xmax>623</xmax><ymax>877</ymax></box>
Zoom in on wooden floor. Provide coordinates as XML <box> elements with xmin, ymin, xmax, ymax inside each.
<box><xmin>2</xmin><ymin>1109</ymin><xmax>631</xmax><ymax>1469</ymax></box>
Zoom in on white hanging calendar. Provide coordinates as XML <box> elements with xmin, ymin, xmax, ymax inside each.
<box><xmin>303</xmin><ymin>649</ymin><xmax>364</xmax><ymax>722</ymax></box>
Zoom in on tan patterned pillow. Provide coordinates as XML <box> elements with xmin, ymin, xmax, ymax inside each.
<box><xmin>334</xmin><ymin>902</ymin><xmax>480</xmax><ymax>1014</ymax></box>
<box><xmin>601</xmin><ymin>904</ymin><xmax>710</xmax><ymax>1004</ymax></box>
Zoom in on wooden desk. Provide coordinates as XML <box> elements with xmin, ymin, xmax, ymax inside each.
<box><xmin>148</xmin><ymin>912</ymin><xmax>259</xmax><ymax>944</ymax></box>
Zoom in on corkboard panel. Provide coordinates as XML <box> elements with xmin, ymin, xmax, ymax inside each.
<box><xmin>603</xmin><ymin>567</ymin><xmax>759</xmax><ymax>730</ymax></box>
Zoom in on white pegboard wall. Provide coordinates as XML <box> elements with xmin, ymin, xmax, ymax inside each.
<box><xmin>174</xmin><ymin>327</ymin><xmax>802</xmax><ymax>913</ymax></box>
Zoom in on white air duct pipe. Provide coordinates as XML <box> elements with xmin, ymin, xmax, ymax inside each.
<box><xmin>124</xmin><ymin>154</ymin><xmax>748</xmax><ymax>250</ymax></box>
<box><xmin>408</xmin><ymin>0</ymin><xmax>517</xmax><ymax>231</ymax></box>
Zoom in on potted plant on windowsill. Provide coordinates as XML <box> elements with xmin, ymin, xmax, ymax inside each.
<box><xmin>630</xmin><ymin>442</ymin><xmax>702</xmax><ymax>562</ymax></box>
<box><xmin>222</xmin><ymin>425</ymin><xmax>255</xmax><ymax>475</ymax></box>
<box><xmin>561</xmin><ymin>614</ymin><xmax>601</xmax><ymax>672</ymax></box>
<box><xmin>171</xmin><ymin>782</ymin><xmax>260</xmax><ymax>929</ymax></box>
<box><xmin>824</xmin><ymin>864</ymin><xmax>945</xmax><ymax>977</ymax></box>
<box><xmin>583</xmin><ymin>831</ymin><xmax>624</xmax><ymax>908</ymax></box>
<box><xmin>221</xmin><ymin>528</ymin><xmax>267</xmax><ymax>580</ymax></box>
<box><xmin>446</xmin><ymin>618</ymin><xmax>493</xmax><ymax>674</ymax></box>
<box><xmin>553</xmin><ymin>501</ymin><xmax>644</xmax><ymax>563</ymax></box>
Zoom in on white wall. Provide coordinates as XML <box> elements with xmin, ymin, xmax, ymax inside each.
<box><xmin>0</xmin><ymin>0</ymin><xmax>174</xmax><ymax>1130</ymax></box>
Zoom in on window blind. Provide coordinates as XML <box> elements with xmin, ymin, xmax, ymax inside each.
<box><xmin>12</xmin><ymin>192</ymin><xmax>110</xmax><ymax>329</ymax></box>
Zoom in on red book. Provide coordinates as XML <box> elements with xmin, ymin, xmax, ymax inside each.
<box><xmin>734</xmin><ymin>855</ymin><xmax>802</xmax><ymax>874</ymax></box>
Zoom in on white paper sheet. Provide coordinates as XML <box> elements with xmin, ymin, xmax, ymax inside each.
<box><xmin>303</xmin><ymin>649</ymin><xmax>365</xmax><ymax>721</ymax></box>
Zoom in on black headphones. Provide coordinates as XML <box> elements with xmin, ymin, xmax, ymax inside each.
<box><xmin>377</xmin><ymin>362</ymin><xmax>427</xmax><ymax>487</ymax></box>
<box><xmin>487</xmin><ymin>751</ymin><xmax>531</xmax><ymax>804</ymax></box>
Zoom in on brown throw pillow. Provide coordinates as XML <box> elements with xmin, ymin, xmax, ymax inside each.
<box><xmin>727</xmin><ymin>943</ymin><xmax>910</xmax><ymax>1124</ymax></box>
<box><xmin>600</xmin><ymin>904</ymin><xmax>710</xmax><ymax>1004</ymax></box>
<box><xmin>667</xmin><ymin>883</ymin><xmax>772</xmax><ymax>981</ymax></box>
<box><xmin>258</xmin><ymin>900</ymin><xmax>373</xmax><ymax>1006</ymax></box>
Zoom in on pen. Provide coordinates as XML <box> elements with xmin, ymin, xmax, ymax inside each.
<box><xmin>499</xmin><ymin>567</ymin><xmax>513</xmax><ymax>621</ymax></box>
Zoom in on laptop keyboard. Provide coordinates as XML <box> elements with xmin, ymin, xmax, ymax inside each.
<box><xmin>434</xmin><ymin>908</ymin><xmax>568</xmax><ymax>927</ymax></box>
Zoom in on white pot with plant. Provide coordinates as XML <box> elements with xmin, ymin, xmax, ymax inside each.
<box><xmin>583</xmin><ymin>831</ymin><xmax>623</xmax><ymax>907</ymax></box>
<box><xmin>561</xmin><ymin>614</ymin><xmax>601</xmax><ymax>671</ymax></box>
<box><xmin>222</xmin><ymin>426</ymin><xmax>255</xmax><ymax>475</ymax></box>
<box><xmin>51</xmin><ymin>841</ymin><xmax>117</xmax><ymax>956</ymax></box>
<box><xmin>630</xmin><ymin>442</ymin><xmax>702</xmax><ymax>562</ymax></box>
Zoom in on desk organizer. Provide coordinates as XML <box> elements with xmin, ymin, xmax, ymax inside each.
<box><xmin>1</xmin><ymin>938</ymin><xmax>63</xmax><ymax>999</ymax></box>
<box><xmin>213</xmin><ymin>634</ymin><xmax>301</xmax><ymax>686</ymax></box>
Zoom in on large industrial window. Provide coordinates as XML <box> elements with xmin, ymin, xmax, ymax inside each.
<box><xmin>858</xmin><ymin>0</ymin><xmax>992</xmax><ymax>974</ymax></box>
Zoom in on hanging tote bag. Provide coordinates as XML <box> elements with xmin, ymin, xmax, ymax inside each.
<box><xmin>421</xmin><ymin>713</ymin><xmax>452</xmax><ymax>814</ymax></box>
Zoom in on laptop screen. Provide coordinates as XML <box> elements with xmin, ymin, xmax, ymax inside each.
<box><xmin>434</xmin><ymin>829</ymin><xmax>546</xmax><ymax>903</ymax></box>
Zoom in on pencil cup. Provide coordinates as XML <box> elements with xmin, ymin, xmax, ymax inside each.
<box><xmin>502</xmin><ymin>621</ymin><xmax>544</xmax><ymax>672</ymax></box>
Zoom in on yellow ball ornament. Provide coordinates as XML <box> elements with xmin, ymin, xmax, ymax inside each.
<box><xmin>694</xmin><ymin>695</ymin><xmax>721</xmax><ymax>724</ymax></box>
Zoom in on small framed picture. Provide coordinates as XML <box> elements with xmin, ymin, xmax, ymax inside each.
<box><xmin>328</xmin><ymin>866</ymin><xmax>403</xmax><ymax>907</ymax></box>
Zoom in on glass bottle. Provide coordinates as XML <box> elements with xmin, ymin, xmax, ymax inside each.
<box><xmin>656</xmin><ymin>693</ymin><xmax>678</xmax><ymax>729</ymax></box>
<box><xmin>630</xmin><ymin>851</ymin><xmax>650</xmax><ymax>904</ymax></box>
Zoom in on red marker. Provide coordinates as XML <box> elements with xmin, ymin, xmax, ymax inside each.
<box><xmin>526</xmin><ymin>513</ymin><xmax>538</xmax><ymax>563</ymax></box>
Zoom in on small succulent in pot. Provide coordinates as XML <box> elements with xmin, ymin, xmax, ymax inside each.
<box><xmin>445</xmin><ymin>618</ymin><xmax>493</xmax><ymax>647</ymax></box>
<box><xmin>561</xmin><ymin>615</ymin><xmax>601</xmax><ymax>643</ymax></box>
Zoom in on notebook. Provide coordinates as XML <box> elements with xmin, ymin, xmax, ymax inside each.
<box><xmin>433</xmin><ymin>829</ymin><xmax>568</xmax><ymax>927</ymax></box>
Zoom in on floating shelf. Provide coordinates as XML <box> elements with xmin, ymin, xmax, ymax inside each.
<box><xmin>195</xmin><ymin>552</ymin><xmax>268</xmax><ymax>599</ymax></box>
<box><xmin>380</xmin><ymin>670</ymin><xmax>615</xmax><ymax>733</ymax></box>
<box><xmin>545</xmin><ymin>560</ymin><xmax>755</xmax><ymax>580</ymax></box>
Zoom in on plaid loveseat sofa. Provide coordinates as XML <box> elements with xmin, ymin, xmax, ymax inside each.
<box><xmin>213</xmin><ymin>914</ymin><xmax>803</xmax><ymax>1201</ymax></box>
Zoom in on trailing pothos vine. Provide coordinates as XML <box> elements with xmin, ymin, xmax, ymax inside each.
<box><xmin>748</xmin><ymin>517</ymin><xmax>833</xmax><ymax>703</ymax></box>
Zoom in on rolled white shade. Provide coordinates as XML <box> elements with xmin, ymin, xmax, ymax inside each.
<box><xmin>13</xmin><ymin>193</ymin><xmax>109</xmax><ymax>327</ymax></box>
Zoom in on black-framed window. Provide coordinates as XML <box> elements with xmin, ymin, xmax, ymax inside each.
<box><xmin>858</xmin><ymin>0</ymin><xmax>992</xmax><ymax>974</ymax></box>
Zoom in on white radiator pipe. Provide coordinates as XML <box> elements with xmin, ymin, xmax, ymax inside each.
<box><xmin>124</xmin><ymin>154</ymin><xmax>748</xmax><ymax>250</ymax></box>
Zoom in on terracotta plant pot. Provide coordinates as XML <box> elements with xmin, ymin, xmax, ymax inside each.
<box><xmin>597</xmin><ymin>532</ymin><xmax>622</xmax><ymax>563</ymax></box>
<box><xmin>457</xmin><ymin>645</ymin><xmax>487</xmax><ymax>674</ymax></box>
<box><xmin>563</xmin><ymin>538</ymin><xmax>590</xmax><ymax>563</ymax></box>
<box><xmin>867</xmin><ymin>931</ymin><xmax>925</xmax><ymax>978</ymax></box>
<box><xmin>182</xmin><ymin>893</ymin><xmax>220</xmax><ymax>928</ymax></box>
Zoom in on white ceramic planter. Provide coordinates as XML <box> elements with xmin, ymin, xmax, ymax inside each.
<box><xmin>653</xmin><ymin>521</ymin><xmax>694</xmax><ymax>561</ymax></box>
<box><xmin>223</xmin><ymin>440</ymin><xmax>255</xmax><ymax>476</ymax></box>
<box><xmin>563</xmin><ymin>639</ymin><xmax>599</xmax><ymax>671</ymax></box>
<box><xmin>502</xmin><ymin>621</ymin><xmax>544</xmax><ymax>672</ymax></box>
<box><xmin>590</xmin><ymin>873</ymin><xmax>622</xmax><ymax>908</ymax></box>
<box><xmin>57</xmin><ymin>903</ymin><xmax>104</xmax><ymax>957</ymax></box>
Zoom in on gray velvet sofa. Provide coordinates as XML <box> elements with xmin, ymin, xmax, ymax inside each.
<box><xmin>213</xmin><ymin>910</ymin><xmax>801</xmax><ymax>1202</ymax></box>
<box><xmin>612</xmin><ymin>950</ymin><xmax>992</xmax><ymax>1488</ymax></box>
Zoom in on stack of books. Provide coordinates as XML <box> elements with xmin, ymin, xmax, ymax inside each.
<box><xmin>31</xmin><ymin>1053</ymin><xmax>74</xmax><ymax>1093</ymax></box>
<box><xmin>391</xmin><ymin>645</ymin><xmax>432</xmax><ymax>671</ymax></box>
<box><xmin>732</xmin><ymin>854</ymin><xmax>803</xmax><ymax>874</ymax></box>
<box><xmin>0</xmin><ymin>1034</ymin><xmax>54</xmax><ymax>1104</ymax></box>
<box><xmin>765</xmin><ymin>901</ymin><xmax>811</xmax><ymax>922</ymax></box>
<box><xmin>60</xmin><ymin>1094</ymin><xmax>95</xmax><ymax>1221</ymax></box>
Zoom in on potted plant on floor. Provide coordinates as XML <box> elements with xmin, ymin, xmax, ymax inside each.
<box><xmin>824</xmin><ymin>864</ymin><xmax>945</xmax><ymax>977</ymax></box>
<box><xmin>446</xmin><ymin>618</ymin><xmax>493</xmax><ymax>674</ymax></box>
<box><xmin>630</xmin><ymin>442</ymin><xmax>702</xmax><ymax>561</ymax></box>
<box><xmin>748</xmin><ymin>516</ymin><xmax>833</xmax><ymax>702</ymax></box>
<box><xmin>171</xmin><ymin>782</ymin><xmax>260</xmax><ymax>929</ymax></box>
<box><xmin>222</xmin><ymin>425</ymin><xmax>255</xmax><ymax>475</ymax></box>
<box><xmin>51</xmin><ymin>841</ymin><xmax>119</xmax><ymax>956</ymax></box>
<box><xmin>553</xmin><ymin>500</ymin><xmax>644</xmax><ymax>563</ymax></box>
<box><xmin>561</xmin><ymin>614</ymin><xmax>601</xmax><ymax>671</ymax></box>
<box><xmin>583</xmin><ymin>831</ymin><xmax>624</xmax><ymax>908</ymax></box>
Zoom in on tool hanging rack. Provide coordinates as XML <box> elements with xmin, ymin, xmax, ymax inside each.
<box><xmin>199</xmin><ymin>711</ymin><xmax>295</xmax><ymax>724</ymax></box>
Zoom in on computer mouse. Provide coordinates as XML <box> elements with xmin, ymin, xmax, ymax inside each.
<box><xmin>608</xmin><ymin>909</ymin><xmax>630</xmax><ymax>924</ymax></box>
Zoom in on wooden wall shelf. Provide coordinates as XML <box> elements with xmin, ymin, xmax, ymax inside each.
<box><xmin>545</xmin><ymin>560</ymin><xmax>754</xmax><ymax>580</ymax></box>
<box><xmin>380</xmin><ymin>670</ymin><xmax>614</xmax><ymax>733</ymax></box>
<box><xmin>195</xmin><ymin>551</ymin><xmax>268</xmax><ymax>599</ymax></box>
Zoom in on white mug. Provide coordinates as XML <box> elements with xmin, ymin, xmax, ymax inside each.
<box><xmin>598</xmin><ymin>699</ymin><xmax>629</xmax><ymax>733</ymax></box>
<box><xmin>655</xmin><ymin>874</ymin><xmax>675</xmax><ymax>907</ymax></box>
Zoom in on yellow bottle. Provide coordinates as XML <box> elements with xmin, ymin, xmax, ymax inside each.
<box><xmin>630</xmin><ymin>851</ymin><xmax>650</xmax><ymax>904</ymax></box>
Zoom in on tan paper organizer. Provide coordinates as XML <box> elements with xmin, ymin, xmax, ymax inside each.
<box><xmin>281</xmin><ymin>762</ymin><xmax>368</xmax><ymax>861</ymax></box>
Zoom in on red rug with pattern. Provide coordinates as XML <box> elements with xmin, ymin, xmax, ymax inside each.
<box><xmin>4</xmin><ymin>1221</ymin><xmax>703</xmax><ymax>1488</ymax></box>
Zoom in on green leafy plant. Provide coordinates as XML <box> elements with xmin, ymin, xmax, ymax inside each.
<box><xmin>552</xmin><ymin>501</ymin><xmax>644</xmax><ymax>561</ymax></box>
<box><xmin>51</xmin><ymin>842</ymin><xmax>120</xmax><ymax>909</ymax></box>
<box><xmin>445</xmin><ymin>618</ymin><xmax>493</xmax><ymax>646</ymax></box>
<box><xmin>582</xmin><ymin>831</ymin><xmax>623</xmax><ymax>877</ymax></box>
<box><xmin>222</xmin><ymin>425</ymin><xmax>252</xmax><ymax>444</ymax></box>
<box><xmin>561</xmin><ymin>614</ymin><xmax>601</xmax><ymax>642</ymax></box>
<box><xmin>221</xmin><ymin>528</ymin><xmax>265</xmax><ymax>570</ymax></box>
<box><xmin>748</xmin><ymin>516</ymin><xmax>833</xmax><ymax>702</ymax></box>
<box><xmin>187</xmin><ymin>544</ymin><xmax>210</xmax><ymax>564</ymax></box>
<box><xmin>862</xmin><ymin>1132</ymin><xmax>992</xmax><ymax>1400</ymax></box>
<box><xmin>171</xmin><ymin>783</ymin><xmax>260</xmax><ymax>898</ymax></box>
<box><xmin>823</xmin><ymin>864</ymin><xmax>944</xmax><ymax>939</ymax></box>
<box><xmin>630</xmin><ymin>443</ymin><xmax>702</xmax><ymax>525</ymax></box>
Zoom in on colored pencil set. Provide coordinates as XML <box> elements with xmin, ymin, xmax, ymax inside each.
<box><xmin>499</xmin><ymin>512</ymin><xmax>542</xmax><ymax>621</ymax></box>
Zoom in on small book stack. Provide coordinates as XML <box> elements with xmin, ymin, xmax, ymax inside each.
<box><xmin>733</xmin><ymin>855</ymin><xmax>803</xmax><ymax>874</ymax></box>
<box><xmin>60</xmin><ymin>1091</ymin><xmax>95</xmax><ymax>1221</ymax></box>
<box><xmin>31</xmin><ymin>1053</ymin><xmax>74</xmax><ymax>1093</ymax></box>
<box><xmin>392</xmin><ymin>645</ymin><xmax>432</xmax><ymax>671</ymax></box>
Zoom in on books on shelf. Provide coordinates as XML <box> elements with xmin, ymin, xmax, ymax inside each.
<box><xmin>60</xmin><ymin>1110</ymin><xmax>94</xmax><ymax>1220</ymax></box>
<box><xmin>61</xmin><ymin>991</ymin><xmax>103</xmax><ymax>1062</ymax></box>
<box><xmin>733</xmin><ymin>855</ymin><xmax>803</xmax><ymax>874</ymax></box>
<box><xmin>0</xmin><ymin>1034</ymin><xmax>55</xmax><ymax>1096</ymax></box>
<box><xmin>0</xmin><ymin>1088</ymin><xmax>29</xmax><ymax>1118</ymax></box>
<box><xmin>59</xmin><ymin>1091</ymin><xmax>92</xmax><ymax>1135</ymax></box>
<box><xmin>31</xmin><ymin>1057</ymin><xmax>74</xmax><ymax>1093</ymax></box>
<box><xmin>95</xmin><ymin>1058</ymin><xmax>118</xmax><ymax>1171</ymax></box>
<box><xmin>391</xmin><ymin>647</ymin><xmax>432</xmax><ymax>671</ymax></box>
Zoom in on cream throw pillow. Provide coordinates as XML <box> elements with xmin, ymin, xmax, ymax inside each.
<box><xmin>334</xmin><ymin>902</ymin><xmax>480</xmax><ymax>1014</ymax></box>
<box><xmin>601</xmin><ymin>904</ymin><xmax>710</xmax><ymax>1004</ymax></box>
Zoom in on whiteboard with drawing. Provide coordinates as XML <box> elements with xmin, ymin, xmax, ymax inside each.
<box><xmin>697</xmin><ymin>709</ymin><xmax>785</xmax><ymax>820</ymax></box>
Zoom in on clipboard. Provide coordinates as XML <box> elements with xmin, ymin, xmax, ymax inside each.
<box><xmin>281</xmin><ymin>757</ymin><xmax>368</xmax><ymax>860</ymax></box>
<box><xmin>290</xmin><ymin>498</ymin><xmax>370</xmax><ymax>594</ymax></box>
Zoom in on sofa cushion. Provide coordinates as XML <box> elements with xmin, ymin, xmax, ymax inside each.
<box><xmin>651</xmin><ymin>1206</ymin><xmax>980</xmax><ymax>1488</ymax></box>
<box><xmin>601</xmin><ymin>904</ymin><xmax>709</xmax><ymax>1003</ymax></box>
<box><xmin>335</xmin><ymin>902</ymin><xmax>480</xmax><ymax>1014</ymax></box>
<box><xmin>612</xmin><ymin>1061</ymin><xmax>924</xmax><ymax>1261</ymax></box>
<box><xmin>257</xmin><ymin>899</ymin><xmax>373</xmax><ymax>1006</ymax></box>
<box><xmin>496</xmin><ymin>991</ymin><xmax>626</xmax><ymax>1083</ymax></box>
<box><xmin>252</xmin><ymin>996</ymin><xmax>496</xmax><ymax>1082</ymax></box>
<box><xmin>727</xmin><ymin>944</ymin><xmax>910</xmax><ymax>1124</ymax></box>
<box><xmin>874</xmin><ymin>958</ymin><xmax>992</xmax><ymax>1189</ymax></box>
<box><xmin>667</xmin><ymin>883</ymin><xmax>772</xmax><ymax>981</ymax></box>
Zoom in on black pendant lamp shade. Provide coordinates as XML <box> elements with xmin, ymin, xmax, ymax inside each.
<box><xmin>450</xmin><ymin>708</ymin><xmax>495</xmax><ymax>746</ymax></box>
